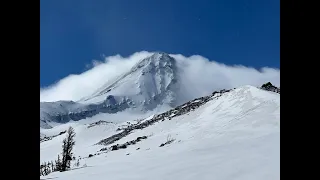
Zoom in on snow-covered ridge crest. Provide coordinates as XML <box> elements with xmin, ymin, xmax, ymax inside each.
<box><xmin>80</xmin><ymin>51</ymin><xmax>179</xmax><ymax>105</ymax></box>
<box><xmin>41</xmin><ymin>85</ymin><xmax>280</xmax><ymax>180</ymax></box>
<box><xmin>40</xmin><ymin>51</ymin><xmax>280</xmax><ymax>130</ymax></box>
<box><xmin>40</xmin><ymin>52</ymin><xmax>180</xmax><ymax>128</ymax></box>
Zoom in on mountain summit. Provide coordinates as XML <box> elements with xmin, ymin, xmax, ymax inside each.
<box><xmin>40</xmin><ymin>52</ymin><xmax>182</xmax><ymax>128</ymax></box>
<box><xmin>80</xmin><ymin>52</ymin><xmax>179</xmax><ymax>105</ymax></box>
<box><xmin>40</xmin><ymin>52</ymin><xmax>280</xmax><ymax>130</ymax></box>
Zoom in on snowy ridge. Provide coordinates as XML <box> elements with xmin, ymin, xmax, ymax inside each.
<box><xmin>95</xmin><ymin>88</ymin><xmax>229</xmax><ymax>146</ymax></box>
<box><xmin>40</xmin><ymin>52</ymin><xmax>181</xmax><ymax>128</ymax></box>
<box><xmin>79</xmin><ymin>52</ymin><xmax>179</xmax><ymax>106</ymax></box>
<box><xmin>41</xmin><ymin>85</ymin><xmax>280</xmax><ymax>180</ymax></box>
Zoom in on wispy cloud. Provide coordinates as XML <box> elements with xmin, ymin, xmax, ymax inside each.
<box><xmin>172</xmin><ymin>54</ymin><xmax>280</xmax><ymax>99</ymax></box>
<box><xmin>40</xmin><ymin>51</ymin><xmax>279</xmax><ymax>102</ymax></box>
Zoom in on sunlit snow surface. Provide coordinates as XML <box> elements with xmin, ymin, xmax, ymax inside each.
<box><xmin>41</xmin><ymin>85</ymin><xmax>280</xmax><ymax>180</ymax></box>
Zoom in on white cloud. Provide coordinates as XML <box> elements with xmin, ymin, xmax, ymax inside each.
<box><xmin>40</xmin><ymin>51</ymin><xmax>280</xmax><ymax>102</ymax></box>
<box><xmin>172</xmin><ymin>54</ymin><xmax>280</xmax><ymax>99</ymax></box>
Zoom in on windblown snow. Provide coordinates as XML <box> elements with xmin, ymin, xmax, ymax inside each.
<box><xmin>41</xmin><ymin>85</ymin><xmax>280</xmax><ymax>180</ymax></box>
<box><xmin>40</xmin><ymin>52</ymin><xmax>183</xmax><ymax>129</ymax></box>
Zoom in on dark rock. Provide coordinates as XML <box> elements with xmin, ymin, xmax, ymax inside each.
<box><xmin>262</xmin><ymin>82</ymin><xmax>273</xmax><ymax>88</ymax></box>
<box><xmin>100</xmin><ymin>147</ymin><xmax>108</xmax><ymax>151</ymax></box>
<box><xmin>261</xmin><ymin>82</ymin><xmax>280</xmax><ymax>94</ymax></box>
<box><xmin>95</xmin><ymin>87</ymin><xmax>232</xmax><ymax>148</ymax></box>
<box><xmin>88</xmin><ymin>154</ymin><xmax>93</xmax><ymax>158</ymax></box>
<box><xmin>59</xmin><ymin>130</ymin><xmax>66</xmax><ymax>135</ymax></box>
<box><xmin>111</xmin><ymin>145</ymin><xmax>118</xmax><ymax>151</ymax></box>
<box><xmin>136</xmin><ymin>136</ymin><xmax>147</xmax><ymax>141</ymax></box>
<box><xmin>119</xmin><ymin>144</ymin><xmax>127</xmax><ymax>149</ymax></box>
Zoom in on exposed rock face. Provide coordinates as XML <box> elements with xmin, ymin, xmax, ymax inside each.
<box><xmin>261</xmin><ymin>82</ymin><xmax>280</xmax><ymax>94</ymax></box>
<box><xmin>40</xmin><ymin>130</ymin><xmax>67</xmax><ymax>143</ymax></box>
<box><xmin>40</xmin><ymin>97</ymin><xmax>132</xmax><ymax>123</ymax></box>
<box><xmin>96</xmin><ymin>83</ymin><xmax>280</xmax><ymax>147</ymax></box>
<box><xmin>100</xmin><ymin>136</ymin><xmax>148</xmax><ymax>152</ymax></box>
<box><xmin>87</xmin><ymin>120</ymin><xmax>114</xmax><ymax>129</ymax></box>
<box><xmin>96</xmin><ymin>89</ymin><xmax>231</xmax><ymax>146</ymax></box>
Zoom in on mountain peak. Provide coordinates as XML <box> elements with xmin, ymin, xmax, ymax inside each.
<box><xmin>147</xmin><ymin>52</ymin><xmax>173</xmax><ymax>63</ymax></box>
<box><xmin>41</xmin><ymin>52</ymin><xmax>181</xmax><ymax>128</ymax></box>
<box><xmin>130</xmin><ymin>52</ymin><xmax>175</xmax><ymax>73</ymax></box>
<box><xmin>79</xmin><ymin>51</ymin><xmax>179</xmax><ymax>108</ymax></box>
<box><xmin>151</xmin><ymin>51</ymin><xmax>170</xmax><ymax>58</ymax></box>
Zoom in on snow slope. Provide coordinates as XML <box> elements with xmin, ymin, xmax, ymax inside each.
<box><xmin>80</xmin><ymin>52</ymin><xmax>180</xmax><ymax>106</ymax></box>
<box><xmin>41</xmin><ymin>85</ymin><xmax>280</xmax><ymax>180</ymax></box>
<box><xmin>40</xmin><ymin>52</ymin><xmax>182</xmax><ymax>128</ymax></box>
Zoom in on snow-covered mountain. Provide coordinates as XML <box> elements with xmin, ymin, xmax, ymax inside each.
<box><xmin>41</xmin><ymin>85</ymin><xmax>280</xmax><ymax>180</ymax></box>
<box><xmin>80</xmin><ymin>52</ymin><xmax>179</xmax><ymax>105</ymax></box>
<box><xmin>40</xmin><ymin>51</ymin><xmax>280</xmax><ymax>179</ymax></box>
<box><xmin>41</xmin><ymin>52</ymin><xmax>188</xmax><ymax>128</ymax></box>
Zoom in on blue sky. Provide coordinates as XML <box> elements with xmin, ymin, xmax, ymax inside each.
<box><xmin>40</xmin><ymin>0</ymin><xmax>279</xmax><ymax>87</ymax></box>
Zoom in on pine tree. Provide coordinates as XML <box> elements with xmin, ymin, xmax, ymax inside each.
<box><xmin>43</xmin><ymin>162</ymin><xmax>48</xmax><ymax>175</ymax></box>
<box><xmin>55</xmin><ymin>154</ymin><xmax>62</xmax><ymax>171</ymax></box>
<box><xmin>61</xmin><ymin>126</ymin><xmax>76</xmax><ymax>172</ymax></box>
<box><xmin>51</xmin><ymin>160</ymin><xmax>54</xmax><ymax>172</ymax></box>
<box><xmin>67</xmin><ymin>153</ymin><xmax>72</xmax><ymax>169</ymax></box>
<box><xmin>40</xmin><ymin>164</ymin><xmax>44</xmax><ymax>176</ymax></box>
<box><xmin>47</xmin><ymin>161</ymin><xmax>51</xmax><ymax>174</ymax></box>
<box><xmin>74</xmin><ymin>158</ymin><xmax>80</xmax><ymax>167</ymax></box>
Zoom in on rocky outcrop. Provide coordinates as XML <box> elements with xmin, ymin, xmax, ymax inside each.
<box><xmin>40</xmin><ymin>130</ymin><xmax>67</xmax><ymax>143</ymax></box>
<box><xmin>96</xmin><ymin>89</ymin><xmax>231</xmax><ymax>146</ymax></box>
<box><xmin>261</xmin><ymin>82</ymin><xmax>280</xmax><ymax>94</ymax></box>
<box><xmin>40</xmin><ymin>98</ymin><xmax>132</xmax><ymax>128</ymax></box>
<box><xmin>99</xmin><ymin>136</ymin><xmax>148</xmax><ymax>152</ymax></box>
<box><xmin>87</xmin><ymin>120</ymin><xmax>114</xmax><ymax>128</ymax></box>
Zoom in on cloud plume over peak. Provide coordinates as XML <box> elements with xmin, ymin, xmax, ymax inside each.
<box><xmin>40</xmin><ymin>51</ymin><xmax>279</xmax><ymax>102</ymax></box>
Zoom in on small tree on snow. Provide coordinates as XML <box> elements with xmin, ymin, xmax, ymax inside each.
<box><xmin>43</xmin><ymin>162</ymin><xmax>48</xmax><ymax>175</ymax></box>
<box><xmin>61</xmin><ymin>126</ymin><xmax>76</xmax><ymax>172</ymax></box>
<box><xmin>47</xmin><ymin>161</ymin><xmax>52</xmax><ymax>174</ymax></box>
<box><xmin>40</xmin><ymin>164</ymin><xmax>44</xmax><ymax>176</ymax></box>
<box><xmin>55</xmin><ymin>154</ymin><xmax>62</xmax><ymax>171</ymax></box>
<box><xmin>51</xmin><ymin>160</ymin><xmax>54</xmax><ymax>172</ymax></box>
<box><xmin>74</xmin><ymin>158</ymin><xmax>80</xmax><ymax>167</ymax></box>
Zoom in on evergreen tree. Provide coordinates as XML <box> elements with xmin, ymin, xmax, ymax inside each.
<box><xmin>51</xmin><ymin>160</ymin><xmax>55</xmax><ymax>172</ymax></box>
<box><xmin>61</xmin><ymin>126</ymin><xmax>76</xmax><ymax>171</ymax></box>
<box><xmin>43</xmin><ymin>162</ymin><xmax>48</xmax><ymax>175</ymax></box>
<box><xmin>40</xmin><ymin>164</ymin><xmax>44</xmax><ymax>176</ymax></box>
<box><xmin>47</xmin><ymin>161</ymin><xmax>51</xmax><ymax>174</ymax></box>
<box><xmin>74</xmin><ymin>158</ymin><xmax>80</xmax><ymax>167</ymax></box>
<box><xmin>55</xmin><ymin>154</ymin><xmax>62</xmax><ymax>171</ymax></box>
